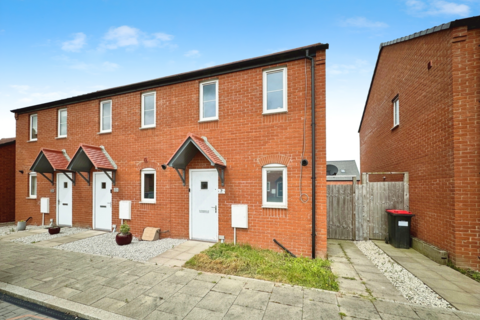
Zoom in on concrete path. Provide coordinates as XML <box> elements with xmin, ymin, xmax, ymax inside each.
<box><xmin>375</xmin><ymin>240</ymin><xmax>480</xmax><ymax>314</ymax></box>
<box><xmin>1</xmin><ymin>242</ymin><xmax>480</xmax><ymax>320</ymax></box>
<box><xmin>328</xmin><ymin>240</ymin><xmax>407</xmax><ymax>302</ymax></box>
<box><xmin>0</xmin><ymin>229</ymin><xmax>48</xmax><ymax>242</ymax></box>
<box><xmin>0</xmin><ymin>228</ymin><xmax>106</xmax><ymax>248</ymax></box>
<box><xmin>148</xmin><ymin>240</ymin><xmax>214</xmax><ymax>267</ymax></box>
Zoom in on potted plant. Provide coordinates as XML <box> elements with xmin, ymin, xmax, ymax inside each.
<box><xmin>48</xmin><ymin>223</ymin><xmax>61</xmax><ymax>235</ymax></box>
<box><xmin>116</xmin><ymin>223</ymin><xmax>132</xmax><ymax>246</ymax></box>
<box><xmin>17</xmin><ymin>217</ymin><xmax>32</xmax><ymax>231</ymax></box>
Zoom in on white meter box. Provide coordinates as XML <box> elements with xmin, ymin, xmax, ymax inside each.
<box><xmin>119</xmin><ymin>200</ymin><xmax>131</xmax><ymax>220</ymax></box>
<box><xmin>231</xmin><ymin>204</ymin><xmax>248</xmax><ymax>228</ymax></box>
<box><xmin>40</xmin><ymin>198</ymin><xmax>49</xmax><ymax>214</ymax></box>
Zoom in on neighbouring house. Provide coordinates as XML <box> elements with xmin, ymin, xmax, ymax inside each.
<box><xmin>0</xmin><ymin>138</ymin><xmax>15</xmax><ymax>223</ymax></box>
<box><xmin>326</xmin><ymin>160</ymin><xmax>360</xmax><ymax>184</ymax></box>
<box><xmin>359</xmin><ymin>16</ymin><xmax>480</xmax><ymax>270</ymax></box>
<box><xmin>11</xmin><ymin>43</ymin><xmax>329</xmax><ymax>258</ymax></box>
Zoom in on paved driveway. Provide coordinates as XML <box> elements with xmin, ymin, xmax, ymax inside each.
<box><xmin>0</xmin><ymin>241</ymin><xmax>479</xmax><ymax>320</ymax></box>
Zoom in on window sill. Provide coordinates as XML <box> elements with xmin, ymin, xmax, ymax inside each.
<box><xmin>139</xmin><ymin>201</ymin><xmax>156</xmax><ymax>204</ymax></box>
<box><xmin>139</xmin><ymin>126</ymin><xmax>156</xmax><ymax>130</ymax></box>
<box><xmin>391</xmin><ymin>124</ymin><xmax>399</xmax><ymax>131</ymax></box>
<box><xmin>98</xmin><ymin>131</ymin><xmax>112</xmax><ymax>135</ymax></box>
<box><xmin>198</xmin><ymin>118</ymin><xmax>219</xmax><ymax>123</ymax></box>
<box><xmin>26</xmin><ymin>197</ymin><xmax>37</xmax><ymax>200</ymax></box>
<box><xmin>56</xmin><ymin>136</ymin><xmax>67</xmax><ymax>140</ymax></box>
<box><xmin>27</xmin><ymin>140</ymin><xmax>37</xmax><ymax>143</ymax></box>
<box><xmin>262</xmin><ymin>205</ymin><xmax>288</xmax><ymax>209</ymax></box>
<box><xmin>262</xmin><ymin>110</ymin><xmax>288</xmax><ymax>115</ymax></box>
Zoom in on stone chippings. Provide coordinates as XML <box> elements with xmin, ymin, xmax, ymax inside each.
<box><xmin>0</xmin><ymin>225</ymin><xmax>44</xmax><ymax>237</ymax></box>
<box><xmin>56</xmin><ymin>233</ymin><xmax>186</xmax><ymax>261</ymax></box>
<box><xmin>12</xmin><ymin>227</ymin><xmax>86</xmax><ymax>244</ymax></box>
<box><xmin>355</xmin><ymin>240</ymin><xmax>453</xmax><ymax>309</ymax></box>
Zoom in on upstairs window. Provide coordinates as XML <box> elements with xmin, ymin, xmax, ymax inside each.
<box><xmin>141</xmin><ymin>92</ymin><xmax>156</xmax><ymax>128</ymax></box>
<box><xmin>200</xmin><ymin>80</ymin><xmax>218</xmax><ymax>121</ymax></box>
<box><xmin>262</xmin><ymin>164</ymin><xmax>287</xmax><ymax>208</ymax></box>
<box><xmin>100</xmin><ymin>100</ymin><xmax>112</xmax><ymax>133</ymax></box>
<box><xmin>29</xmin><ymin>172</ymin><xmax>37</xmax><ymax>198</ymax></box>
<box><xmin>263</xmin><ymin>67</ymin><xmax>287</xmax><ymax>114</ymax></box>
<box><xmin>58</xmin><ymin>109</ymin><xmax>67</xmax><ymax>138</ymax></box>
<box><xmin>30</xmin><ymin>114</ymin><xmax>37</xmax><ymax>141</ymax></box>
<box><xmin>393</xmin><ymin>97</ymin><xmax>400</xmax><ymax>127</ymax></box>
<box><xmin>141</xmin><ymin>168</ymin><xmax>156</xmax><ymax>203</ymax></box>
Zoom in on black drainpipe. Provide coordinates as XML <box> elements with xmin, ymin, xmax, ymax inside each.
<box><xmin>306</xmin><ymin>50</ymin><xmax>316</xmax><ymax>259</ymax></box>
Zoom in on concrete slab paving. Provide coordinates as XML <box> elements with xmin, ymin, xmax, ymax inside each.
<box><xmin>196</xmin><ymin>291</ymin><xmax>237</xmax><ymax>313</ymax></box>
<box><xmin>147</xmin><ymin>240</ymin><xmax>215</xmax><ymax>267</ymax></box>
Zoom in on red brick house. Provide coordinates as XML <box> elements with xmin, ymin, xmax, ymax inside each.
<box><xmin>12</xmin><ymin>44</ymin><xmax>329</xmax><ymax>258</ymax></box>
<box><xmin>0</xmin><ymin>137</ymin><xmax>15</xmax><ymax>223</ymax></box>
<box><xmin>359</xmin><ymin>16</ymin><xmax>480</xmax><ymax>270</ymax></box>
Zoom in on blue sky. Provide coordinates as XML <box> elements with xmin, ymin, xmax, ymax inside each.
<box><xmin>0</xmin><ymin>0</ymin><xmax>478</xmax><ymax>168</ymax></box>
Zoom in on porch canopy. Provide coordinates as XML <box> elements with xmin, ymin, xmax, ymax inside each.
<box><xmin>67</xmin><ymin>144</ymin><xmax>117</xmax><ymax>186</ymax></box>
<box><xmin>166</xmin><ymin>133</ymin><xmax>226</xmax><ymax>186</ymax></box>
<box><xmin>30</xmin><ymin>148</ymin><xmax>73</xmax><ymax>185</ymax></box>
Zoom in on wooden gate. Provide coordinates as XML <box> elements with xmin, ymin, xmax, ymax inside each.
<box><xmin>327</xmin><ymin>172</ymin><xmax>409</xmax><ymax>241</ymax></box>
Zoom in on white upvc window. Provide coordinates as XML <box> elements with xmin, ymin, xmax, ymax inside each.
<box><xmin>30</xmin><ymin>114</ymin><xmax>38</xmax><ymax>141</ymax></box>
<box><xmin>262</xmin><ymin>164</ymin><xmax>287</xmax><ymax>208</ymax></box>
<box><xmin>393</xmin><ymin>97</ymin><xmax>400</xmax><ymax>127</ymax></box>
<box><xmin>29</xmin><ymin>172</ymin><xmax>37</xmax><ymax>198</ymax></box>
<box><xmin>141</xmin><ymin>92</ymin><xmax>156</xmax><ymax>128</ymax></box>
<box><xmin>199</xmin><ymin>80</ymin><xmax>218</xmax><ymax>121</ymax></box>
<box><xmin>100</xmin><ymin>100</ymin><xmax>112</xmax><ymax>133</ymax></box>
<box><xmin>58</xmin><ymin>109</ymin><xmax>67</xmax><ymax>138</ymax></box>
<box><xmin>263</xmin><ymin>67</ymin><xmax>287</xmax><ymax>114</ymax></box>
<box><xmin>141</xmin><ymin>168</ymin><xmax>156</xmax><ymax>203</ymax></box>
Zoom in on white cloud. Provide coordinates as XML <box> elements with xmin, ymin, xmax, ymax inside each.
<box><xmin>62</xmin><ymin>32</ymin><xmax>86</xmax><ymax>52</ymax></box>
<box><xmin>184</xmin><ymin>50</ymin><xmax>200</xmax><ymax>57</ymax></box>
<box><xmin>327</xmin><ymin>59</ymin><xmax>369</xmax><ymax>75</ymax></box>
<box><xmin>101</xmin><ymin>26</ymin><xmax>174</xmax><ymax>50</ymax></box>
<box><xmin>406</xmin><ymin>0</ymin><xmax>470</xmax><ymax>16</ymax></box>
<box><xmin>102</xmin><ymin>61</ymin><xmax>119</xmax><ymax>71</ymax></box>
<box><xmin>10</xmin><ymin>85</ymin><xmax>30</xmax><ymax>94</ymax></box>
<box><xmin>341</xmin><ymin>17</ymin><xmax>388</xmax><ymax>29</ymax></box>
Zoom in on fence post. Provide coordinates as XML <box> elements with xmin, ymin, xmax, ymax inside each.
<box><xmin>404</xmin><ymin>172</ymin><xmax>409</xmax><ymax>211</ymax></box>
<box><xmin>352</xmin><ymin>176</ymin><xmax>356</xmax><ymax>241</ymax></box>
<box><xmin>362</xmin><ymin>173</ymin><xmax>369</xmax><ymax>240</ymax></box>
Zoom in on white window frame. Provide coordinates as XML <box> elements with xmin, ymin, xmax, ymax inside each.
<box><xmin>141</xmin><ymin>168</ymin><xmax>156</xmax><ymax>203</ymax></box>
<box><xmin>263</xmin><ymin>67</ymin><xmax>288</xmax><ymax>114</ymax></box>
<box><xmin>57</xmin><ymin>109</ymin><xmax>67</xmax><ymax>138</ymax></box>
<box><xmin>262</xmin><ymin>164</ymin><xmax>287</xmax><ymax>208</ymax></box>
<box><xmin>30</xmin><ymin>114</ymin><xmax>37</xmax><ymax>141</ymax></box>
<box><xmin>141</xmin><ymin>92</ymin><xmax>156</xmax><ymax>129</ymax></box>
<box><xmin>100</xmin><ymin>100</ymin><xmax>112</xmax><ymax>133</ymax></box>
<box><xmin>199</xmin><ymin>80</ymin><xmax>219</xmax><ymax>121</ymax></box>
<box><xmin>29</xmin><ymin>172</ymin><xmax>37</xmax><ymax>198</ymax></box>
<box><xmin>393</xmin><ymin>97</ymin><xmax>400</xmax><ymax>127</ymax></box>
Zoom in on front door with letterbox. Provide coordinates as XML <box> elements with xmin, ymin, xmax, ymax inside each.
<box><xmin>93</xmin><ymin>172</ymin><xmax>112</xmax><ymax>231</ymax></box>
<box><xmin>57</xmin><ymin>173</ymin><xmax>72</xmax><ymax>226</ymax></box>
<box><xmin>190</xmin><ymin>169</ymin><xmax>218</xmax><ymax>241</ymax></box>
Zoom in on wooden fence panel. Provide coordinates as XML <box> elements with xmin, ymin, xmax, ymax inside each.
<box><xmin>327</xmin><ymin>184</ymin><xmax>353</xmax><ymax>240</ymax></box>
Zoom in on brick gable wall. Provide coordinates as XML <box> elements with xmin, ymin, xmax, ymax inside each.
<box><xmin>0</xmin><ymin>142</ymin><xmax>15</xmax><ymax>223</ymax></box>
<box><xmin>14</xmin><ymin>49</ymin><xmax>327</xmax><ymax>258</ymax></box>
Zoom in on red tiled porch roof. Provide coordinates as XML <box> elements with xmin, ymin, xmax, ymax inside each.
<box><xmin>69</xmin><ymin>144</ymin><xmax>116</xmax><ymax>170</ymax></box>
<box><xmin>167</xmin><ymin>133</ymin><xmax>226</xmax><ymax>168</ymax></box>
<box><xmin>30</xmin><ymin>148</ymin><xmax>70</xmax><ymax>172</ymax></box>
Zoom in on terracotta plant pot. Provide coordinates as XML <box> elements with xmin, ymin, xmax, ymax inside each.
<box><xmin>116</xmin><ymin>233</ymin><xmax>132</xmax><ymax>246</ymax></box>
<box><xmin>48</xmin><ymin>227</ymin><xmax>61</xmax><ymax>235</ymax></box>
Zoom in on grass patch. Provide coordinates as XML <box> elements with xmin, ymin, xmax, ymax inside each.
<box><xmin>185</xmin><ymin>243</ymin><xmax>338</xmax><ymax>291</ymax></box>
<box><xmin>448</xmin><ymin>260</ymin><xmax>480</xmax><ymax>283</ymax></box>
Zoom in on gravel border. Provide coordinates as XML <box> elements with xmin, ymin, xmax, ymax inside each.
<box><xmin>12</xmin><ymin>227</ymin><xmax>87</xmax><ymax>244</ymax></box>
<box><xmin>57</xmin><ymin>233</ymin><xmax>186</xmax><ymax>261</ymax></box>
<box><xmin>355</xmin><ymin>240</ymin><xmax>453</xmax><ymax>309</ymax></box>
<box><xmin>0</xmin><ymin>225</ymin><xmax>45</xmax><ymax>237</ymax></box>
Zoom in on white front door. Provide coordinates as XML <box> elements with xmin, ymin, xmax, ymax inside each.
<box><xmin>190</xmin><ymin>169</ymin><xmax>218</xmax><ymax>242</ymax></box>
<box><xmin>94</xmin><ymin>172</ymin><xmax>112</xmax><ymax>231</ymax></box>
<box><xmin>57</xmin><ymin>173</ymin><xmax>72</xmax><ymax>226</ymax></box>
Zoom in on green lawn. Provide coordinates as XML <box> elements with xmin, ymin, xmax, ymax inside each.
<box><xmin>185</xmin><ymin>243</ymin><xmax>339</xmax><ymax>291</ymax></box>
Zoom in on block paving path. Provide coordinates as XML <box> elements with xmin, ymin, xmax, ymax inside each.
<box><xmin>1</xmin><ymin>242</ymin><xmax>480</xmax><ymax>319</ymax></box>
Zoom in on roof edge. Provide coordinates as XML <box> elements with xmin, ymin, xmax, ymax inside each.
<box><xmin>11</xmin><ymin>43</ymin><xmax>328</xmax><ymax>115</ymax></box>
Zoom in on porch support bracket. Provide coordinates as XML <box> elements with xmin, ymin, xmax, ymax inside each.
<box><xmin>61</xmin><ymin>171</ymin><xmax>76</xmax><ymax>186</ymax></box>
<box><xmin>101</xmin><ymin>170</ymin><xmax>116</xmax><ymax>186</ymax></box>
<box><xmin>78</xmin><ymin>172</ymin><xmax>90</xmax><ymax>186</ymax></box>
<box><xmin>215</xmin><ymin>165</ymin><xmax>225</xmax><ymax>186</ymax></box>
<box><xmin>175</xmin><ymin>168</ymin><xmax>186</xmax><ymax>186</ymax></box>
<box><xmin>39</xmin><ymin>172</ymin><xmax>54</xmax><ymax>186</ymax></box>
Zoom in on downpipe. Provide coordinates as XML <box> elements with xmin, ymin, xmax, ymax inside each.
<box><xmin>306</xmin><ymin>50</ymin><xmax>316</xmax><ymax>259</ymax></box>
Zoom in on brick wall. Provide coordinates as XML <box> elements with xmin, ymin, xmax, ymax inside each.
<box><xmin>15</xmin><ymin>49</ymin><xmax>327</xmax><ymax>258</ymax></box>
<box><xmin>360</xmin><ymin>27</ymin><xmax>480</xmax><ymax>270</ymax></box>
<box><xmin>0</xmin><ymin>142</ymin><xmax>15</xmax><ymax>223</ymax></box>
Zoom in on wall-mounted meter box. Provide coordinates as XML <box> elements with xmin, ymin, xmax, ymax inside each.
<box><xmin>119</xmin><ymin>200</ymin><xmax>131</xmax><ymax>220</ymax></box>
<box><xmin>40</xmin><ymin>198</ymin><xmax>49</xmax><ymax>214</ymax></box>
<box><xmin>231</xmin><ymin>204</ymin><xmax>248</xmax><ymax>228</ymax></box>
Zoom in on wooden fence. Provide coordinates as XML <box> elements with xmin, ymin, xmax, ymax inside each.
<box><xmin>327</xmin><ymin>172</ymin><xmax>409</xmax><ymax>241</ymax></box>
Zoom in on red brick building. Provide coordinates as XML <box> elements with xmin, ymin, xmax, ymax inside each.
<box><xmin>12</xmin><ymin>44</ymin><xmax>329</xmax><ymax>258</ymax></box>
<box><xmin>359</xmin><ymin>16</ymin><xmax>480</xmax><ymax>270</ymax></box>
<box><xmin>0</xmin><ymin>138</ymin><xmax>16</xmax><ymax>223</ymax></box>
